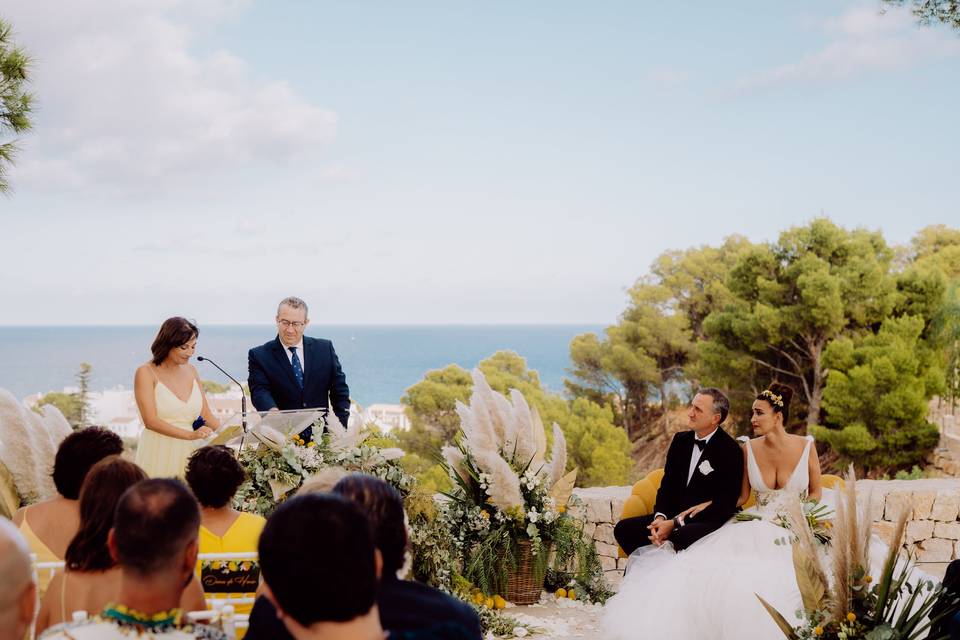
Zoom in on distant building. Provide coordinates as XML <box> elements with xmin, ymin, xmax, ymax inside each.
<box><xmin>364</xmin><ymin>404</ymin><xmax>410</xmax><ymax>432</ymax></box>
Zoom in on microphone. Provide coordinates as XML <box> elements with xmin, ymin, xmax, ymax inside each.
<box><xmin>197</xmin><ymin>356</ymin><xmax>248</xmax><ymax>435</ymax></box>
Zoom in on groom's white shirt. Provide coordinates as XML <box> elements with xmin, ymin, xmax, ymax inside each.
<box><xmin>654</xmin><ymin>426</ymin><xmax>719</xmax><ymax>521</ymax></box>
<box><xmin>686</xmin><ymin>427</ymin><xmax>717</xmax><ymax>485</ymax></box>
<box><xmin>281</xmin><ymin>338</ymin><xmax>306</xmax><ymax>370</ymax></box>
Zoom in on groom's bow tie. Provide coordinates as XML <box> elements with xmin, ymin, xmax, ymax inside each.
<box><xmin>693</xmin><ymin>438</ymin><xmax>707</xmax><ymax>451</ymax></box>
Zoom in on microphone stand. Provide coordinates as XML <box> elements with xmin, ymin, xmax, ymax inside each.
<box><xmin>197</xmin><ymin>356</ymin><xmax>248</xmax><ymax>451</ymax></box>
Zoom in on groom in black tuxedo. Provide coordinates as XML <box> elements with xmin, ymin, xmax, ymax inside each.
<box><xmin>615</xmin><ymin>388</ymin><xmax>743</xmax><ymax>554</ymax></box>
<box><xmin>248</xmin><ymin>297</ymin><xmax>350</xmax><ymax>441</ymax></box>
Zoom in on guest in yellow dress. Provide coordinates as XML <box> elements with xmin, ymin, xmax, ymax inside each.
<box><xmin>12</xmin><ymin>427</ymin><xmax>123</xmax><ymax>596</ymax></box>
<box><xmin>134</xmin><ymin>317</ymin><xmax>220</xmax><ymax>478</ymax></box>
<box><xmin>186</xmin><ymin>445</ymin><xmax>265</xmax><ymax>617</ymax></box>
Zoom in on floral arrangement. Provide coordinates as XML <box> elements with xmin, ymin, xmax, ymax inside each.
<box><xmin>438</xmin><ymin>370</ymin><xmax>609</xmax><ymax>604</ymax></box>
<box><xmin>736</xmin><ymin>499</ymin><xmax>834</xmax><ymax>546</ymax></box>
<box><xmin>758</xmin><ymin>469</ymin><xmax>958</xmax><ymax>640</ymax></box>
<box><xmin>233</xmin><ymin>412</ymin><xmax>412</xmax><ymax>515</ymax></box>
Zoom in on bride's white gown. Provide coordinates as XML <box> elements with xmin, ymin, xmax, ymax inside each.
<box><xmin>602</xmin><ymin>436</ymin><xmax>924</xmax><ymax>640</ymax></box>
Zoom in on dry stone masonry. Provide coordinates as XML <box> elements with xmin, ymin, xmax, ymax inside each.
<box><xmin>571</xmin><ymin>479</ymin><xmax>960</xmax><ymax>590</ymax></box>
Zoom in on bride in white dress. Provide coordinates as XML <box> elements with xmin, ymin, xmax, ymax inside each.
<box><xmin>603</xmin><ymin>385</ymin><xmax>844</xmax><ymax>640</ymax></box>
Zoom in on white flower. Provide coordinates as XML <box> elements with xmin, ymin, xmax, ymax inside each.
<box><xmin>527</xmin><ymin>509</ymin><xmax>539</xmax><ymax>523</ymax></box>
<box><xmin>513</xmin><ymin>628</ymin><xmax>528</xmax><ymax>638</ymax></box>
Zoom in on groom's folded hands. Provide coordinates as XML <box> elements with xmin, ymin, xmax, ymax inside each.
<box><xmin>647</xmin><ymin>517</ymin><xmax>675</xmax><ymax>545</ymax></box>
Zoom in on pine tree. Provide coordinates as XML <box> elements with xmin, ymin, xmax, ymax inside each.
<box><xmin>0</xmin><ymin>17</ymin><xmax>33</xmax><ymax>193</ymax></box>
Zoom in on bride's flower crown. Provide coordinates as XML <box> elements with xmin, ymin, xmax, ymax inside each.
<box><xmin>759</xmin><ymin>389</ymin><xmax>784</xmax><ymax>408</ymax></box>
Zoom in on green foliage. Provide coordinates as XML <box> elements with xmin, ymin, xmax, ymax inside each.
<box><xmin>75</xmin><ymin>362</ymin><xmax>92</xmax><ymax>428</ymax></box>
<box><xmin>36</xmin><ymin>392</ymin><xmax>84</xmax><ymax>428</ymax></box>
<box><xmin>398</xmin><ymin>364</ymin><xmax>472</xmax><ymax>457</ymax></box>
<box><xmin>930</xmin><ymin>282</ymin><xmax>960</xmax><ymax>407</ymax></box>
<box><xmin>563</xmin><ymin>399</ymin><xmax>633</xmax><ymax>486</ymax></box>
<box><xmin>400</xmin><ymin>351</ymin><xmax>632</xmax><ymax>487</ymax></box>
<box><xmin>812</xmin><ymin>315</ymin><xmax>942</xmax><ymax>471</ymax></box>
<box><xmin>705</xmin><ymin>219</ymin><xmax>899</xmax><ymax>431</ymax></box>
<box><xmin>398</xmin><ymin>453</ymin><xmax>451</xmax><ymax>494</ymax></box>
<box><xmin>882</xmin><ymin>0</ymin><xmax>960</xmax><ymax>31</ymax></box>
<box><xmin>0</xmin><ymin>18</ymin><xmax>33</xmax><ymax>193</ymax></box>
<box><xmin>201</xmin><ymin>379</ymin><xmax>231</xmax><ymax>394</ymax></box>
<box><xmin>567</xmin><ymin>236</ymin><xmax>749</xmax><ymax>436</ymax></box>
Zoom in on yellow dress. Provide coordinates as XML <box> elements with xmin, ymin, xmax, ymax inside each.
<box><xmin>18</xmin><ymin>506</ymin><xmax>60</xmax><ymax>596</ymax></box>
<box><xmin>196</xmin><ymin>512</ymin><xmax>266</xmax><ymax>617</ymax></box>
<box><xmin>135</xmin><ymin>377</ymin><xmax>202</xmax><ymax>478</ymax></box>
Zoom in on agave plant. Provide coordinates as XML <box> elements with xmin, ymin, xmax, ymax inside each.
<box><xmin>759</xmin><ymin>467</ymin><xmax>959</xmax><ymax>640</ymax></box>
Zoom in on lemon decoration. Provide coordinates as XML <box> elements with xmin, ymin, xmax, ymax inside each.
<box><xmin>555</xmin><ymin>588</ymin><xmax>567</xmax><ymax>598</ymax></box>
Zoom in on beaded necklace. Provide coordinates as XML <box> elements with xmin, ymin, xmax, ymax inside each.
<box><xmin>102</xmin><ymin>604</ymin><xmax>184</xmax><ymax>630</ymax></box>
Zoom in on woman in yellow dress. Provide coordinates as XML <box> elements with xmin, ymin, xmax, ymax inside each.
<box><xmin>12</xmin><ymin>427</ymin><xmax>123</xmax><ymax>596</ymax></box>
<box><xmin>185</xmin><ymin>445</ymin><xmax>266</xmax><ymax>616</ymax></box>
<box><xmin>134</xmin><ymin>317</ymin><xmax>220</xmax><ymax>478</ymax></box>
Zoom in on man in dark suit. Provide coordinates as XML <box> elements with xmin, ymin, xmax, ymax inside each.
<box><xmin>248</xmin><ymin>297</ymin><xmax>350</xmax><ymax>441</ymax></box>
<box><xmin>614</xmin><ymin>387</ymin><xmax>743</xmax><ymax>554</ymax></box>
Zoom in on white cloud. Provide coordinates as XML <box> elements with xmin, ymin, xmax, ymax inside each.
<box><xmin>735</xmin><ymin>4</ymin><xmax>960</xmax><ymax>92</ymax></box>
<box><xmin>4</xmin><ymin>0</ymin><xmax>337</xmax><ymax>194</ymax></box>
<box><xmin>646</xmin><ymin>67</ymin><xmax>690</xmax><ymax>88</ymax></box>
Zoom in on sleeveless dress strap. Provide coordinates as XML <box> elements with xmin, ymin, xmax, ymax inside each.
<box><xmin>60</xmin><ymin>570</ymin><xmax>68</xmax><ymax>623</ymax></box>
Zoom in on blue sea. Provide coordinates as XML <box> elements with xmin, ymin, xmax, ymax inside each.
<box><xmin>0</xmin><ymin>325</ymin><xmax>603</xmax><ymax>405</ymax></box>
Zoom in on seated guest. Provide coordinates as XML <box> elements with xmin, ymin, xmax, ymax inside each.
<box><xmin>254</xmin><ymin>493</ymin><xmax>470</xmax><ymax>640</ymax></box>
<box><xmin>333</xmin><ymin>475</ymin><xmax>481</xmax><ymax>639</ymax></box>
<box><xmin>12</xmin><ymin>427</ymin><xmax>123</xmax><ymax>593</ymax></box>
<box><xmin>246</xmin><ymin>475</ymin><xmax>481</xmax><ymax>640</ymax></box>
<box><xmin>185</xmin><ymin>446</ymin><xmax>265</xmax><ymax>613</ymax></box>
<box><xmin>0</xmin><ymin>518</ymin><xmax>36</xmax><ymax>640</ymax></box>
<box><xmin>36</xmin><ymin>456</ymin><xmax>207</xmax><ymax>635</ymax></box>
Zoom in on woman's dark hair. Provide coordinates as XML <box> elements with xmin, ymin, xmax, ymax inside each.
<box><xmin>52</xmin><ymin>427</ymin><xmax>124</xmax><ymax>500</ymax></box>
<box><xmin>757</xmin><ymin>382</ymin><xmax>794</xmax><ymax>425</ymax></box>
<box><xmin>185</xmin><ymin>445</ymin><xmax>246</xmax><ymax>508</ymax></box>
<box><xmin>259</xmin><ymin>494</ymin><xmax>376</xmax><ymax>626</ymax></box>
<box><xmin>332</xmin><ymin>474</ymin><xmax>407</xmax><ymax>574</ymax></box>
<box><xmin>65</xmin><ymin>456</ymin><xmax>148</xmax><ymax>572</ymax></box>
<box><xmin>150</xmin><ymin>317</ymin><xmax>198</xmax><ymax>366</ymax></box>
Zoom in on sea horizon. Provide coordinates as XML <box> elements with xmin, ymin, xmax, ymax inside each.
<box><xmin>0</xmin><ymin>324</ymin><xmax>603</xmax><ymax>406</ymax></box>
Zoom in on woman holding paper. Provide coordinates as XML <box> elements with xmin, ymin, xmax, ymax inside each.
<box><xmin>134</xmin><ymin>317</ymin><xmax>220</xmax><ymax>478</ymax></box>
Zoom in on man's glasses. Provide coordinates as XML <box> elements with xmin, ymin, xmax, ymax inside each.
<box><xmin>278</xmin><ymin>320</ymin><xmax>306</xmax><ymax>329</ymax></box>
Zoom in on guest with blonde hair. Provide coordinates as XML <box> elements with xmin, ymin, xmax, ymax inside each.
<box><xmin>0</xmin><ymin>518</ymin><xmax>35</xmax><ymax>640</ymax></box>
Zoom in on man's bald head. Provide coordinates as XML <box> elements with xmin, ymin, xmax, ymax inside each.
<box><xmin>0</xmin><ymin>518</ymin><xmax>36</xmax><ymax>640</ymax></box>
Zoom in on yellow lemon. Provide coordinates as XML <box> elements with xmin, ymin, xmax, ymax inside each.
<box><xmin>555</xmin><ymin>588</ymin><xmax>567</xmax><ymax>598</ymax></box>
<box><xmin>846</xmin><ymin>612</ymin><xmax>856</xmax><ymax>622</ymax></box>
<box><xmin>493</xmin><ymin>596</ymin><xmax>507</xmax><ymax>610</ymax></box>
<box><xmin>473</xmin><ymin>593</ymin><xmax>484</xmax><ymax>605</ymax></box>
<box><xmin>484</xmin><ymin>597</ymin><xmax>494</xmax><ymax>609</ymax></box>
<box><xmin>814</xmin><ymin>627</ymin><xmax>823</xmax><ymax>636</ymax></box>
<box><xmin>567</xmin><ymin>590</ymin><xmax>576</xmax><ymax>600</ymax></box>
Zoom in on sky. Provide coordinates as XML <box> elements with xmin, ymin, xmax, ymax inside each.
<box><xmin>0</xmin><ymin>1</ymin><xmax>958</xmax><ymax>326</ymax></box>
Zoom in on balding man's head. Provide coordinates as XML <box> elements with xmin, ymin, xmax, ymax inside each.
<box><xmin>0</xmin><ymin>518</ymin><xmax>36</xmax><ymax>640</ymax></box>
<box><xmin>111</xmin><ymin>478</ymin><xmax>200</xmax><ymax>577</ymax></box>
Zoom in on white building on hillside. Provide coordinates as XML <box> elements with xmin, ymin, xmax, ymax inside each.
<box><xmin>364</xmin><ymin>404</ymin><xmax>410</xmax><ymax>432</ymax></box>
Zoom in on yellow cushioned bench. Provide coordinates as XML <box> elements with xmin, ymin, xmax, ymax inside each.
<box><xmin>616</xmin><ymin>468</ymin><xmax>845</xmax><ymax>557</ymax></box>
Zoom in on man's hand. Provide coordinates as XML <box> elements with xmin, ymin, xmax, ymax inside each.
<box><xmin>647</xmin><ymin>517</ymin><xmax>675</xmax><ymax>546</ymax></box>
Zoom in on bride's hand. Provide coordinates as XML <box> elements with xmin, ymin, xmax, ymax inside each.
<box><xmin>677</xmin><ymin>501</ymin><xmax>712</xmax><ymax>521</ymax></box>
<box><xmin>193</xmin><ymin>427</ymin><xmax>213</xmax><ymax>440</ymax></box>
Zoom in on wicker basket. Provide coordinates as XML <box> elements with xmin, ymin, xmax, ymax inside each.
<box><xmin>505</xmin><ymin>540</ymin><xmax>546</xmax><ymax>605</ymax></box>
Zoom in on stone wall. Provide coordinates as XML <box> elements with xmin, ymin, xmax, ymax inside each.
<box><xmin>571</xmin><ymin>478</ymin><xmax>960</xmax><ymax>590</ymax></box>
